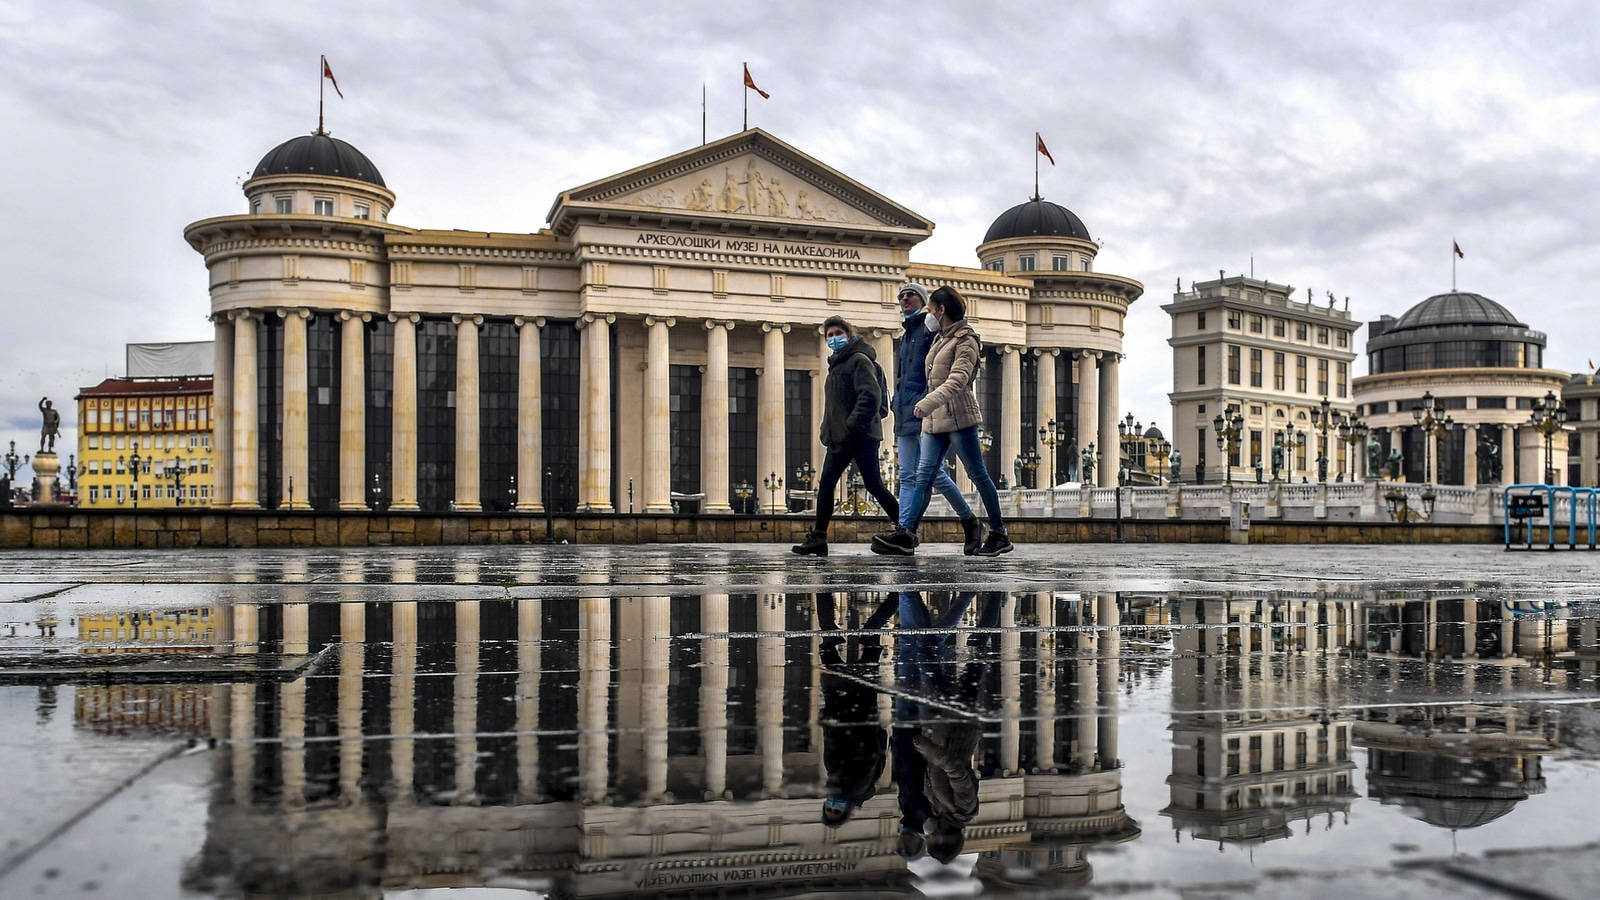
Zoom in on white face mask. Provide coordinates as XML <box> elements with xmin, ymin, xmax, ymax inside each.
<box><xmin>925</xmin><ymin>312</ymin><xmax>941</xmax><ymax>333</ymax></box>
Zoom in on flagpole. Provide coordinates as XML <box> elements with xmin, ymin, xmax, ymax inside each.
<box><xmin>318</xmin><ymin>55</ymin><xmax>325</xmax><ymax>134</ymax></box>
<box><xmin>742</xmin><ymin>62</ymin><xmax>748</xmax><ymax>131</ymax></box>
<box><xmin>1033</xmin><ymin>133</ymin><xmax>1039</xmax><ymax>201</ymax></box>
<box><xmin>702</xmin><ymin>83</ymin><xmax>707</xmax><ymax>145</ymax></box>
<box><xmin>1451</xmin><ymin>236</ymin><xmax>1456</xmax><ymax>291</ymax></box>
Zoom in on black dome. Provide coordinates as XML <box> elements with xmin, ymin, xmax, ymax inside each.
<box><xmin>252</xmin><ymin>132</ymin><xmax>385</xmax><ymax>187</ymax></box>
<box><xmin>984</xmin><ymin>198</ymin><xmax>1091</xmax><ymax>244</ymax></box>
<box><xmin>1391</xmin><ymin>292</ymin><xmax>1524</xmax><ymax>332</ymax></box>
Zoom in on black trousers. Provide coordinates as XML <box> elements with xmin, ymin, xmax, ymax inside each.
<box><xmin>813</xmin><ymin>437</ymin><xmax>899</xmax><ymax>533</ymax></box>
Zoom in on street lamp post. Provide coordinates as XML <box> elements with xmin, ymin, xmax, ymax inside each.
<box><xmin>1528</xmin><ymin>390</ymin><xmax>1567</xmax><ymax>485</ymax></box>
<box><xmin>1117</xmin><ymin>413</ymin><xmax>1143</xmax><ymax>482</ymax></box>
<box><xmin>979</xmin><ymin>427</ymin><xmax>1000</xmax><ymax>488</ymax></box>
<box><xmin>371</xmin><ymin>472</ymin><xmax>384</xmax><ymax>510</ymax></box>
<box><xmin>1020</xmin><ymin>449</ymin><xmax>1040</xmax><ymax>489</ymax></box>
<box><xmin>1148</xmin><ymin>438</ymin><xmax>1171</xmax><ymax>483</ymax></box>
<box><xmin>1212</xmin><ymin>405</ymin><xmax>1244</xmax><ymax>485</ymax></box>
<box><xmin>3</xmin><ymin>441</ymin><xmax>30</xmax><ymax>508</ymax></box>
<box><xmin>763</xmin><ymin>472</ymin><xmax>783</xmax><ymax>514</ymax></box>
<box><xmin>1038</xmin><ymin>419</ymin><xmax>1066</xmax><ymax>490</ymax></box>
<box><xmin>1309</xmin><ymin>397</ymin><xmax>1345</xmax><ymax>483</ymax></box>
<box><xmin>129</xmin><ymin>448</ymin><xmax>142</xmax><ymax>511</ymax></box>
<box><xmin>793</xmin><ymin>461</ymin><xmax>814</xmax><ymax>513</ymax></box>
<box><xmin>734</xmin><ymin>480</ymin><xmax>754</xmax><ymax>515</ymax></box>
<box><xmin>65</xmin><ymin>454</ymin><xmax>77</xmax><ymax>502</ymax></box>
<box><xmin>1411</xmin><ymin>390</ymin><xmax>1457</xmax><ymax>484</ymax></box>
<box><xmin>166</xmin><ymin>456</ymin><xmax>187</xmax><ymax>506</ymax></box>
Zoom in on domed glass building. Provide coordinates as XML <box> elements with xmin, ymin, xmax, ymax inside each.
<box><xmin>1352</xmin><ymin>289</ymin><xmax>1568</xmax><ymax>486</ymax></box>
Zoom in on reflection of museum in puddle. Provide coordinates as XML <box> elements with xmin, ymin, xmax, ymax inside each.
<box><xmin>97</xmin><ymin>582</ymin><xmax>1136</xmax><ymax>895</ymax></box>
<box><xmin>1160</xmin><ymin>592</ymin><xmax>1569</xmax><ymax>848</ymax></box>
<box><xmin>185</xmin><ymin>127</ymin><xmax>1142</xmax><ymax>513</ymax></box>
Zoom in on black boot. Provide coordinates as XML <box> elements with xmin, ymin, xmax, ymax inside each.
<box><xmin>870</xmin><ymin>526</ymin><xmax>917</xmax><ymax>555</ymax></box>
<box><xmin>792</xmin><ymin>529</ymin><xmax>828</xmax><ymax>556</ymax></box>
<box><xmin>974</xmin><ymin>528</ymin><xmax>1014</xmax><ymax>557</ymax></box>
<box><xmin>961</xmin><ymin>515</ymin><xmax>983</xmax><ymax>556</ymax></box>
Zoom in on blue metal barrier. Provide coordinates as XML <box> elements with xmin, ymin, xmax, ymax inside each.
<box><xmin>1502</xmin><ymin>484</ymin><xmax>1600</xmax><ymax>550</ymax></box>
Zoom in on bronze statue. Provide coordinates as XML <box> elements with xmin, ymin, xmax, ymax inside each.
<box><xmin>1367</xmin><ymin>436</ymin><xmax>1382</xmax><ymax>478</ymax></box>
<box><xmin>1170</xmin><ymin>448</ymin><xmax>1182</xmax><ymax>484</ymax></box>
<box><xmin>1270</xmin><ymin>443</ymin><xmax>1284</xmax><ymax>481</ymax></box>
<box><xmin>1388</xmin><ymin>447</ymin><xmax>1403</xmax><ymax>481</ymax></box>
<box><xmin>38</xmin><ymin>397</ymin><xmax>59</xmax><ymax>454</ymax></box>
<box><xmin>1080</xmin><ymin>445</ymin><xmax>1096</xmax><ymax>482</ymax></box>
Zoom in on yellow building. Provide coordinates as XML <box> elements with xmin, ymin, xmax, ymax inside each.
<box><xmin>75</xmin><ymin>377</ymin><xmax>216</xmax><ymax>508</ymax></box>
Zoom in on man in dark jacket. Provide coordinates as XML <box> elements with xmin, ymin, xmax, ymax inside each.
<box><xmin>888</xmin><ymin>284</ymin><xmax>981</xmax><ymax>554</ymax></box>
<box><xmin>819</xmin><ymin>593</ymin><xmax>894</xmax><ymax>828</ymax></box>
<box><xmin>793</xmin><ymin>316</ymin><xmax>899</xmax><ymax>555</ymax></box>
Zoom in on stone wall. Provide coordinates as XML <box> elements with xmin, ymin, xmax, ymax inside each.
<box><xmin>0</xmin><ymin>510</ymin><xmax>1555</xmax><ymax>549</ymax></box>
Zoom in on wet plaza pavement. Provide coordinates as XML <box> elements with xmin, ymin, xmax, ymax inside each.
<box><xmin>1</xmin><ymin>543</ymin><xmax>1598</xmax><ymax>898</ymax></box>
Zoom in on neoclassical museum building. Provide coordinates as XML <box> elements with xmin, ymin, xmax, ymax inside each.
<box><xmin>184</xmin><ymin>127</ymin><xmax>1142</xmax><ymax>513</ymax></box>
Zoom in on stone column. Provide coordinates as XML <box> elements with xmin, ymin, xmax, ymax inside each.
<box><xmin>516</xmin><ymin>317</ymin><xmax>544</xmax><ymax>511</ymax></box>
<box><xmin>700</xmin><ymin>593</ymin><xmax>729</xmax><ymax>799</ymax></box>
<box><xmin>702</xmin><ymin>321</ymin><xmax>733</xmax><ymax>512</ymax></box>
<box><xmin>1074</xmin><ymin>616</ymin><xmax>1097</xmax><ymax>770</ymax></box>
<box><xmin>454</xmin><ymin>315</ymin><xmax>482</xmax><ymax>511</ymax></box>
<box><xmin>757</xmin><ymin>594</ymin><xmax>785</xmax><ymax>796</ymax></box>
<box><xmin>812</xmin><ymin>334</ymin><xmax>827</xmax><ymax>492</ymax></box>
<box><xmin>228</xmin><ymin>683</ymin><xmax>254</xmax><ymax>805</ymax></box>
<box><xmin>337</xmin><ymin>602</ymin><xmax>365</xmax><ymax>800</ymax></box>
<box><xmin>1001</xmin><ymin>346</ymin><xmax>1022</xmax><ymax>487</ymax></box>
<box><xmin>578</xmin><ymin>595</ymin><xmax>611</xmax><ymax>803</ymax></box>
<box><xmin>1502</xmin><ymin>424</ymin><xmax>1518</xmax><ymax>485</ymax></box>
<box><xmin>454</xmin><ymin>600</ymin><xmax>479</xmax><ymax>800</ymax></box>
<box><xmin>1098</xmin><ymin>354</ymin><xmax>1120</xmax><ymax>487</ymax></box>
<box><xmin>281</xmin><ymin>309</ymin><xmax>310</xmax><ymax>509</ymax></box>
<box><xmin>1096</xmin><ymin>593</ymin><xmax>1120</xmax><ymax>768</ymax></box>
<box><xmin>1036</xmin><ymin>350</ymin><xmax>1058</xmax><ymax>487</ymax></box>
<box><xmin>758</xmin><ymin>324</ymin><xmax>789</xmax><ymax>506</ymax></box>
<box><xmin>1464</xmin><ymin>425</ymin><xmax>1479</xmax><ymax>488</ymax></box>
<box><xmin>390</xmin><ymin>314</ymin><xmax>420</xmax><ymax>511</ymax></box>
<box><xmin>212</xmin><ymin>316</ymin><xmax>234</xmax><ymax>507</ymax></box>
<box><xmin>869</xmin><ymin>329</ymin><xmax>896</xmax><ymax>462</ymax></box>
<box><xmin>391</xmin><ymin>601</ymin><xmax>417</xmax><ymax>802</ymax></box>
<box><xmin>578</xmin><ymin>314</ymin><xmax>614</xmax><ymax>512</ymax></box>
<box><xmin>515</xmin><ymin>599</ymin><xmax>542</xmax><ymax>802</ymax></box>
<box><xmin>339</xmin><ymin>313</ymin><xmax>367</xmax><ymax>509</ymax></box>
<box><xmin>231</xmin><ymin>311</ymin><xmax>260</xmax><ymax>508</ymax></box>
<box><xmin>643</xmin><ymin>317</ymin><xmax>675</xmax><ymax>512</ymax></box>
<box><xmin>1076</xmin><ymin>351</ymin><xmax>1099</xmax><ymax>484</ymax></box>
<box><xmin>1000</xmin><ymin>599</ymin><xmax>1022</xmax><ymax>775</ymax></box>
<box><xmin>641</xmin><ymin>595</ymin><xmax>671</xmax><ymax>799</ymax></box>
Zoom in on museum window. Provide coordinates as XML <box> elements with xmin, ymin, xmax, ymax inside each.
<box><xmin>353</xmin><ymin>203</ymin><xmax>370</xmax><ymax>220</ymax></box>
<box><xmin>981</xmin><ymin>348</ymin><xmax>1003</xmax><ymax>478</ymax></box>
<box><xmin>417</xmin><ymin>318</ymin><xmax>457</xmax><ymax>513</ymax></box>
<box><xmin>1296</xmin><ymin>322</ymin><xmax>1307</xmax><ymax>341</ymax></box>
<box><xmin>314</xmin><ymin>198</ymin><xmax>334</xmax><ymax>216</ymax></box>
<box><xmin>1227</xmin><ymin>310</ymin><xmax>1241</xmax><ymax>329</ymax></box>
<box><xmin>1053</xmin><ymin>352</ymin><xmax>1075</xmax><ymax>484</ymax></box>
<box><xmin>1079</xmin><ymin>258</ymin><xmax>1090</xmax><ymax>271</ymax></box>
<box><xmin>1337</xmin><ymin>329</ymin><xmax>1349</xmax><ymax>348</ymax></box>
<box><xmin>670</xmin><ymin>365</ymin><xmax>702</xmax><ymax>508</ymax></box>
<box><xmin>1227</xmin><ymin>345</ymin><xmax>1240</xmax><ymax>385</ymax></box>
<box><xmin>1250</xmin><ymin>348</ymin><xmax>1262</xmax><ymax>387</ymax></box>
<box><xmin>1052</xmin><ymin>254</ymin><xmax>1069</xmax><ymax>271</ymax></box>
<box><xmin>1316</xmin><ymin>325</ymin><xmax>1329</xmax><ymax>345</ymax></box>
<box><xmin>784</xmin><ymin>371</ymin><xmax>811</xmax><ymax>509</ymax></box>
<box><xmin>275</xmin><ymin>196</ymin><xmax>292</xmax><ymax>214</ymax></box>
<box><xmin>479</xmin><ymin>321</ymin><xmax>519</xmax><ymax>511</ymax></box>
<box><xmin>985</xmin><ymin>260</ymin><xmax>1003</xmax><ymax>271</ymax></box>
<box><xmin>1296</xmin><ymin>355</ymin><xmax>1307</xmax><ymax>392</ymax></box>
<box><xmin>1021</xmin><ymin>354</ymin><xmax>1038</xmax><ymax>485</ymax></box>
<box><xmin>541</xmin><ymin>322</ymin><xmax>581</xmax><ymax>512</ymax></box>
<box><xmin>1017</xmin><ymin>254</ymin><xmax>1035</xmax><ymax>271</ymax></box>
<box><xmin>256</xmin><ymin>315</ymin><xmax>284</xmax><ymax>508</ymax></box>
<box><xmin>728</xmin><ymin>368</ymin><xmax>759</xmax><ymax>512</ymax></box>
<box><xmin>1196</xmin><ymin>345</ymin><xmax>1206</xmax><ymax>385</ymax></box>
<box><xmin>1336</xmin><ymin>361</ymin><xmax>1348</xmax><ymax>398</ymax></box>
<box><xmin>307</xmin><ymin>314</ymin><xmax>341</xmax><ymax>510</ymax></box>
<box><xmin>1317</xmin><ymin>358</ymin><xmax>1329</xmax><ymax>395</ymax></box>
<box><xmin>1249</xmin><ymin>315</ymin><xmax>1263</xmax><ymax>334</ymax></box>
<box><xmin>364</xmin><ymin>318</ymin><xmax>393</xmax><ymax>505</ymax></box>
<box><xmin>1273</xmin><ymin>318</ymin><xmax>1285</xmax><ymax>337</ymax></box>
<box><xmin>1196</xmin><ymin>311</ymin><xmax>1206</xmax><ymax>330</ymax></box>
<box><xmin>1272</xmin><ymin>352</ymin><xmax>1285</xmax><ymax>390</ymax></box>
<box><xmin>1250</xmin><ymin>430</ymin><xmax>1262</xmax><ymax>469</ymax></box>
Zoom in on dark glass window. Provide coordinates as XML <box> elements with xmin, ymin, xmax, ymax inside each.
<box><xmin>1020</xmin><ymin>354</ymin><xmax>1037</xmax><ymax>485</ymax></box>
<box><xmin>1296</xmin><ymin>355</ymin><xmax>1308</xmax><ymax>392</ymax></box>
<box><xmin>1402</xmin><ymin>426</ymin><xmax>1426</xmax><ymax>484</ymax></box>
<box><xmin>479</xmin><ymin>322</ymin><xmax>518</xmax><ymax>511</ymax></box>
<box><xmin>365</xmin><ymin>319</ymin><xmax>393</xmax><ymax>507</ymax></box>
<box><xmin>729</xmin><ymin>367</ymin><xmax>758</xmax><ymax>512</ymax></box>
<box><xmin>1197</xmin><ymin>345</ymin><xmax>1206</xmax><ymax>385</ymax></box>
<box><xmin>982</xmin><ymin>349</ymin><xmax>1002</xmax><ymax>479</ymax></box>
<box><xmin>307</xmin><ymin>314</ymin><xmax>341</xmax><ymax>510</ymax></box>
<box><xmin>1054</xmin><ymin>353</ymin><xmax>1074</xmax><ymax>484</ymax></box>
<box><xmin>1250</xmin><ymin>348</ymin><xmax>1262</xmax><ymax>388</ymax></box>
<box><xmin>1273</xmin><ymin>352</ymin><xmax>1286</xmax><ymax>390</ymax></box>
<box><xmin>541</xmin><ymin>322</ymin><xmax>581</xmax><ymax>512</ymax></box>
<box><xmin>1477</xmin><ymin>396</ymin><xmax>1507</xmax><ymax>409</ymax></box>
<box><xmin>256</xmin><ymin>317</ymin><xmax>284</xmax><ymax>508</ymax></box>
<box><xmin>1227</xmin><ymin>345</ymin><xmax>1240</xmax><ymax>385</ymax></box>
<box><xmin>670</xmin><ymin>365</ymin><xmax>702</xmax><ymax>505</ymax></box>
<box><xmin>1438</xmin><ymin>425</ymin><xmax>1465</xmax><ymax>485</ymax></box>
<box><xmin>417</xmin><ymin>319</ymin><xmax>456</xmax><ymax>512</ymax></box>
<box><xmin>1196</xmin><ymin>311</ymin><xmax>1206</xmax><ymax>330</ymax></box>
<box><xmin>1317</xmin><ymin>358</ymin><xmax>1329</xmax><ymax>395</ymax></box>
<box><xmin>783</xmin><ymin>371</ymin><xmax>811</xmax><ymax>509</ymax></box>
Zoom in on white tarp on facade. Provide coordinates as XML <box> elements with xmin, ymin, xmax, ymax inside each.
<box><xmin>126</xmin><ymin>342</ymin><xmax>213</xmax><ymax>378</ymax></box>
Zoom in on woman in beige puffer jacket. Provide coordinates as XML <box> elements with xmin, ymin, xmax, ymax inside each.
<box><xmin>870</xmin><ymin>286</ymin><xmax>1011</xmax><ymax>557</ymax></box>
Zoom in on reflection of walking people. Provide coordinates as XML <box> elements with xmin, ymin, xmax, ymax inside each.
<box><xmin>792</xmin><ymin>316</ymin><xmax>899</xmax><ymax>556</ymax></box>
<box><xmin>874</xmin><ymin>286</ymin><xmax>1011</xmax><ymax>556</ymax></box>
<box><xmin>884</xmin><ymin>284</ymin><xmax>983</xmax><ymax>555</ymax></box>
<box><xmin>818</xmin><ymin>593</ymin><xmax>895</xmax><ymax>828</ymax></box>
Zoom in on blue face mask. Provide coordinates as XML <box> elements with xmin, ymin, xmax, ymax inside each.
<box><xmin>901</xmin><ymin>308</ymin><xmax>922</xmax><ymax>321</ymax></box>
<box><xmin>826</xmin><ymin>335</ymin><xmax>849</xmax><ymax>352</ymax></box>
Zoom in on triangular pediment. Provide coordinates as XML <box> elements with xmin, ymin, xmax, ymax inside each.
<box><xmin>548</xmin><ymin>130</ymin><xmax>934</xmax><ymax>235</ymax></box>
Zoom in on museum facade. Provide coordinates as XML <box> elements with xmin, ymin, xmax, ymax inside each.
<box><xmin>185</xmin><ymin>128</ymin><xmax>1142</xmax><ymax>512</ymax></box>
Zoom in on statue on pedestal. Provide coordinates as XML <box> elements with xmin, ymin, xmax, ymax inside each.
<box><xmin>1170</xmin><ymin>449</ymin><xmax>1182</xmax><ymax>484</ymax></box>
<box><xmin>1388</xmin><ymin>447</ymin><xmax>1403</xmax><ymax>481</ymax></box>
<box><xmin>1366</xmin><ymin>436</ymin><xmax>1383</xmax><ymax>481</ymax></box>
<box><xmin>38</xmin><ymin>397</ymin><xmax>59</xmax><ymax>454</ymax></box>
<box><xmin>1270</xmin><ymin>443</ymin><xmax>1284</xmax><ymax>482</ymax></box>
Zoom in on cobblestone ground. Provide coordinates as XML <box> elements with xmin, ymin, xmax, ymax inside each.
<box><xmin>1</xmin><ymin>543</ymin><xmax>1598</xmax><ymax>898</ymax></box>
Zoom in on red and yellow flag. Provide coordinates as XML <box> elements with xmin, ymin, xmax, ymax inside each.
<box><xmin>1453</xmin><ymin>241</ymin><xmax>1464</xmax><ymax>259</ymax></box>
<box><xmin>322</xmin><ymin>55</ymin><xmax>344</xmax><ymax>99</ymax></box>
<box><xmin>1036</xmin><ymin>132</ymin><xmax>1055</xmax><ymax>165</ymax></box>
<box><xmin>743</xmin><ymin>63</ymin><xmax>769</xmax><ymax>99</ymax></box>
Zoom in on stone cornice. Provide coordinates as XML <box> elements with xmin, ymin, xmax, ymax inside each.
<box><xmin>196</xmin><ymin>234</ymin><xmax>388</xmax><ymax>264</ymax></box>
<box><xmin>184</xmin><ymin>213</ymin><xmax>410</xmax><ymax>252</ymax></box>
<box><xmin>1352</xmin><ymin>368</ymin><xmax>1570</xmax><ymax>391</ymax></box>
<box><xmin>384</xmin><ymin>242</ymin><xmax>575</xmax><ymax>264</ymax></box>
<box><xmin>580</xmin><ymin>241</ymin><xmax>902</xmax><ymax>276</ymax></box>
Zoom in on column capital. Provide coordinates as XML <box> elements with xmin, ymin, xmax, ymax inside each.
<box><xmin>514</xmin><ymin>315</ymin><xmax>546</xmax><ymax>329</ymax></box>
<box><xmin>226</xmin><ymin>309</ymin><xmax>258</xmax><ymax>324</ymax></box>
<box><xmin>645</xmin><ymin>315</ymin><xmax>677</xmax><ymax>328</ymax></box>
<box><xmin>704</xmin><ymin>319</ymin><xmax>734</xmax><ymax>332</ymax></box>
<box><xmin>388</xmin><ymin>312</ymin><xmax>421</xmax><ymax>325</ymax></box>
<box><xmin>999</xmin><ymin>344</ymin><xmax>1020</xmax><ymax>355</ymax></box>
<box><xmin>337</xmin><ymin>310</ymin><xmax>371</xmax><ymax>323</ymax></box>
<box><xmin>450</xmin><ymin>314</ymin><xmax>484</xmax><ymax>327</ymax></box>
<box><xmin>578</xmin><ymin>312</ymin><xmax>617</xmax><ymax>329</ymax></box>
<box><xmin>761</xmin><ymin>322</ymin><xmax>790</xmax><ymax>334</ymax></box>
<box><xmin>276</xmin><ymin>307</ymin><xmax>312</xmax><ymax>321</ymax></box>
<box><xmin>1076</xmin><ymin>349</ymin><xmax>1102</xmax><ymax>361</ymax></box>
<box><xmin>1034</xmin><ymin>347</ymin><xmax>1061</xmax><ymax>358</ymax></box>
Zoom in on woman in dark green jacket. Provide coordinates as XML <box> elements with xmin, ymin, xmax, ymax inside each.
<box><xmin>793</xmin><ymin>316</ymin><xmax>899</xmax><ymax>556</ymax></box>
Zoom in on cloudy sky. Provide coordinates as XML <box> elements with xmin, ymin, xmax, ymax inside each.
<box><xmin>3</xmin><ymin>0</ymin><xmax>1597</xmax><ymax>469</ymax></box>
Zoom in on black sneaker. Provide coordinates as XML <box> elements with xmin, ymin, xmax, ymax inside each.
<box><xmin>791</xmin><ymin>529</ymin><xmax>828</xmax><ymax>556</ymax></box>
<box><xmin>874</xmin><ymin>526</ymin><xmax>921</xmax><ymax>548</ymax></box>
<box><xmin>974</xmin><ymin>529</ymin><xmax>1013</xmax><ymax>557</ymax></box>
<box><xmin>960</xmin><ymin>516</ymin><xmax>983</xmax><ymax>556</ymax></box>
<box><xmin>870</xmin><ymin>527</ymin><xmax>916</xmax><ymax>555</ymax></box>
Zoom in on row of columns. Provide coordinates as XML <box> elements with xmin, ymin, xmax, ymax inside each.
<box><xmin>1370</xmin><ymin>421</ymin><xmax>1521</xmax><ymax>486</ymax></box>
<box><xmin>212</xmin><ymin>307</ymin><xmax>1129</xmax><ymax>513</ymax></box>
<box><xmin>213</xmin><ymin>309</ymin><xmax>548</xmax><ymax>512</ymax></box>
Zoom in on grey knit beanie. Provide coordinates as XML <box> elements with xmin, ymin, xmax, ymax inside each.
<box><xmin>898</xmin><ymin>283</ymin><xmax>930</xmax><ymax>307</ymax></box>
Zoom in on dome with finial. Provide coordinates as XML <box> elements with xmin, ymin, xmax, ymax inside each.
<box><xmin>983</xmin><ymin>198</ymin><xmax>1091</xmax><ymax>244</ymax></box>
<box><xmin>252</xmin><ymin>132</ymin><xmax>385</xmax><ymax>186</ymax></box>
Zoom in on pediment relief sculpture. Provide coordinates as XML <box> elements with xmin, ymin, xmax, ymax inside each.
<box><xmin>623</xmin><ymin>155</ymin><xmax>875</xmax><ymax>226</ymax></box>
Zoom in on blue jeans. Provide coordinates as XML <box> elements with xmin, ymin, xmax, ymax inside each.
<box><xmin>897</xmin><ymin>433</ymin><xmax>973</xmax><ymax>522</ymax></box>
<box><xmin>899</xmin><ymin>426</ymin><xmax>1005</xmax><ymax>532</ymax></box>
